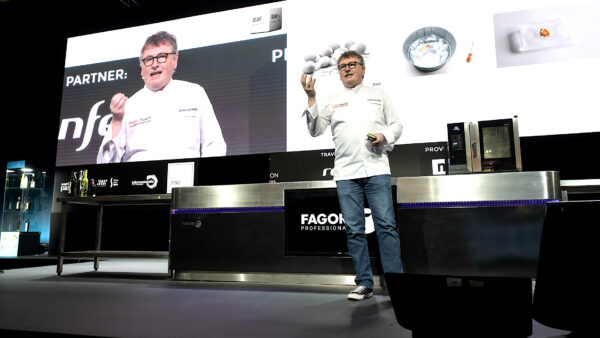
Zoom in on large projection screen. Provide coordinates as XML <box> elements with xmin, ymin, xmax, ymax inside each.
<box><xmin>56</xmin><ymin>0</ymin><xmax>600</xmax><ymax>167</ymax></box>
<box><xmin>57</xmin><ymin>2</ymin><xmax>288</xmax><ymax>166</ymax></box>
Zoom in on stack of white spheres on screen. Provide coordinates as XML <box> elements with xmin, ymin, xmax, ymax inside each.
<box><xmin>302</xmin><ymin>41</ymin><xmax>367</xmax><ymax>74</ymax></box>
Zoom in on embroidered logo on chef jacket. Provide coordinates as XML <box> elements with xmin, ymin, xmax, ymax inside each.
<box><xmin>367</xmin><ymin>98</ymin><xmax>382</xmax><ymax>105</ymax></box>
<box><xmin>331</xmin><ymin>102</ymin><xmax>349</xmax><ymax>109</ymax></box>
<box><xmin>179</xmin><ymin>107</ymin><xmax>198</xmax><ymax>112</ymax></box>
<box><xmin>128</xmin><ymin>116</ymin><xmax>152</xmax><ymax>128</ymax></box>
<box><xmin>178</xmin><ymin>107</ymin><xmax>200</xmax><ymax>118</ymax></box>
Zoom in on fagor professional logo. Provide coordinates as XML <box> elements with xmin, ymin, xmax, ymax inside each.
<box><xmin>131</xmin><ymin>175</ymin><xmax>158</xmax><ymax>189</ymax></box>
<box><xmin>182</xmin><ymin>220</ymin><xmax>203</xmax><ymax>229</ymax></box>
<box><xmin>299</xmin><ymin>208</ymin><xmax>374</xmax><ymax>233</ymax></box>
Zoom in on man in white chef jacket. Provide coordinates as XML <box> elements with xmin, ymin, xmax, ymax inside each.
<box><xmin>300</xmin><ymin>50</ymin><xmax>404</xmax><ymax>300</ymax></box>
<box><xmin>97</xmin><ymin>31</ymin><xmax>226</xmax><ymax>163</ymax></box>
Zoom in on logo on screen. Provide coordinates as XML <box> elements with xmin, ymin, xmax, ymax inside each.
<box><xmin>131</xmin><ymin>175</ymin><xmax>158</xmax><ymax>189</ymax></box>
<box><xmin>96</xmin><ymin>178</ymin><xmax>119</xmax><ymax>188</ymax></box>
<box><xmin>57</xmin><ymin>100</ymin><xmax>111</xmax><ymax>152</ymax></box>
<box><xmin>425</xmin><ymin>146</ymin><xmax>445</xmax><ymax>152</ymax></box>
<box><xmin>431</xmin><ymin>159</ymin><xmax>447</xmax><ymax>175</ymax></box>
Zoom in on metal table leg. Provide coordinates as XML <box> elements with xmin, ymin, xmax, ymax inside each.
<box><xmin>57</xmin><ymin>202</ymin><xmax>69</xmax><ymax>276</ymax></box>
<box><xmin>94</xmin><ymin>205</ymin><xmax>104</xmax><ymax>271</ymax></box>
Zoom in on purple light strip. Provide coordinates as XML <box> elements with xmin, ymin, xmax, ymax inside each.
<box><xmin>400</xmin><ymin>199</ymin><xmax>560</xmax><ymax>209</ymax></box>
<box><xmin>172</xmin><ymin>206</ymin><xmax>285</xmax><ymax>214</ymax></box>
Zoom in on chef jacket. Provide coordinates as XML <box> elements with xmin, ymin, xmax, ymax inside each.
<box><xmin>303</xmin><ymin>83</ymin><xmax>402</xmax><ymax>181</ymax></box>
<box><xmin>97</xmin><ymin>79</ymin><xmax>226</xmax><ymax>163</ymax></box>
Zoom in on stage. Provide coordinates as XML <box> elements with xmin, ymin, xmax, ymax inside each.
<box><xmin>0</xmin><ymin>258</ymin><xmax>571</xmax><ymax>337</ymax></box>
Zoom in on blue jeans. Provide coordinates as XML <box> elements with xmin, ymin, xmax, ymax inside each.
<box><xmin>336</xmin><ymin>174</ymin><xmax>403</xmax><ymax>289</ymax></box>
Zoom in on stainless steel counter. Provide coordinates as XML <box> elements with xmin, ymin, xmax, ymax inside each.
<box><xmin>172</xmin><ymin>171</ymin><xmax>561</xmax><ymax>209</ymax></box>
<box><xmin>170</xmin><ymin>171</ymin><xmax>561</xmax><ymax>283</ymax></box>
<box><xmin>395</xmin><ymin>171</ymin><xmax>560</xmax><ymax>203</ymax></box>
<box><xmin>560</xmin><ymin>179</ymin><xmax>600</xmax><ymax>200</ymax></box>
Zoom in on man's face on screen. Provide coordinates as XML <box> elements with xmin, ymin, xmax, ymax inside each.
<box><xmin>140</xmin><ymin>42</ymin><xmax>178</xmax><ymax>91</ymax></box>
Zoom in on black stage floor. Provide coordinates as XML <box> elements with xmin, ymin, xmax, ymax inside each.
<box><xmin>0</xmin><ymin>255</ymin><xmax>92</xmax><ymax>271</ymax></box>
<box><xmin>0</xmin><ymin>258</ymin><xmax>573</xmax><ymax>337</ymax></box>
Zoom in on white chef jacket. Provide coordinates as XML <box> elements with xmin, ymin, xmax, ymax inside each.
<box><xmin>304</xmin><ymin>83</ymin><xmax>403</xmax><ymax>181</ymax></box>
<box><xmin>97</xmin><ymin>79</ymin><xmax>226</xmax><ymax>163</ymax></box>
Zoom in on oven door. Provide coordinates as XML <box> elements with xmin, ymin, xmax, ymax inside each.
<box><xmin>477</xmin><ymin>117</ymin><xmax>522</xmax><ymax>172</ymax></box>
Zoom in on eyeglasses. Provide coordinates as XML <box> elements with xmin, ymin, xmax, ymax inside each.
<box><xmin>141</xmin><ymin>52</ymin><xmax>176</xmax><ymax>67</ymax></box>
<box><xmin>337</xmin><ymin>61</ymin><xmax>363</xmax><ymax>71</ymax></box>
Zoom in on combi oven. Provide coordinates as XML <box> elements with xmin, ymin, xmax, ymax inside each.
<box><xmin>447</xmin><ymin>116</ymin><xmax>522</xmax><ymax>174</ymax></box>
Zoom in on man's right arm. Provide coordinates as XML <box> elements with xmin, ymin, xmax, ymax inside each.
<box><xmin>301</xmin><ymin>73</ymin><xmax>317</xmax><ymax>109</ymax></box>
<box><xmin>300</xmin><ymin>74</ymin><xmax>330</xmax><ymax>137</ymax></box>
<box><xmin>96</xmin><ymin>93</ymin><xmax>128</xmax><ymax>163</ymax></box>
<box><xmin>109</xmin><ymin>93</ymin><xmax>127</xmax><ymax>137</ymax></box>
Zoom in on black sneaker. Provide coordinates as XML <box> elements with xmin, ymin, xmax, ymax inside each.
<box><xmin>347</xmin><ymin>286</ymin><xmax>373</xmax><ymax>300</ymax></box>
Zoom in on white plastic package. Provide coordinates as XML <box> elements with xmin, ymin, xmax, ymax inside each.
<box><xmin>512</xmin><ymin>19</ymin><xmax>574</xmax><ymax>52</ymax></box>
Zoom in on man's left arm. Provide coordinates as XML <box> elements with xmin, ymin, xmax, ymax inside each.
<box><xmin>197</xmin><ymin>86</ymin><xmax>227</xmax><ymax>157</ymax></box>
<box><xmin>380</xmin><ymin>90</ymin><xmax>403</xmax><ymax>147</ymax></box>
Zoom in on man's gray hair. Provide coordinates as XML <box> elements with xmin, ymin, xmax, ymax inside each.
<box><xmin>337</xmin><ymin>50</ymin><xmax>365</xmax><ymax>66</ymax></box>
<box><xmin>141</xmin><ymin>31</ymin><xmax>178</xmax><ymax>56</ymax></box>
